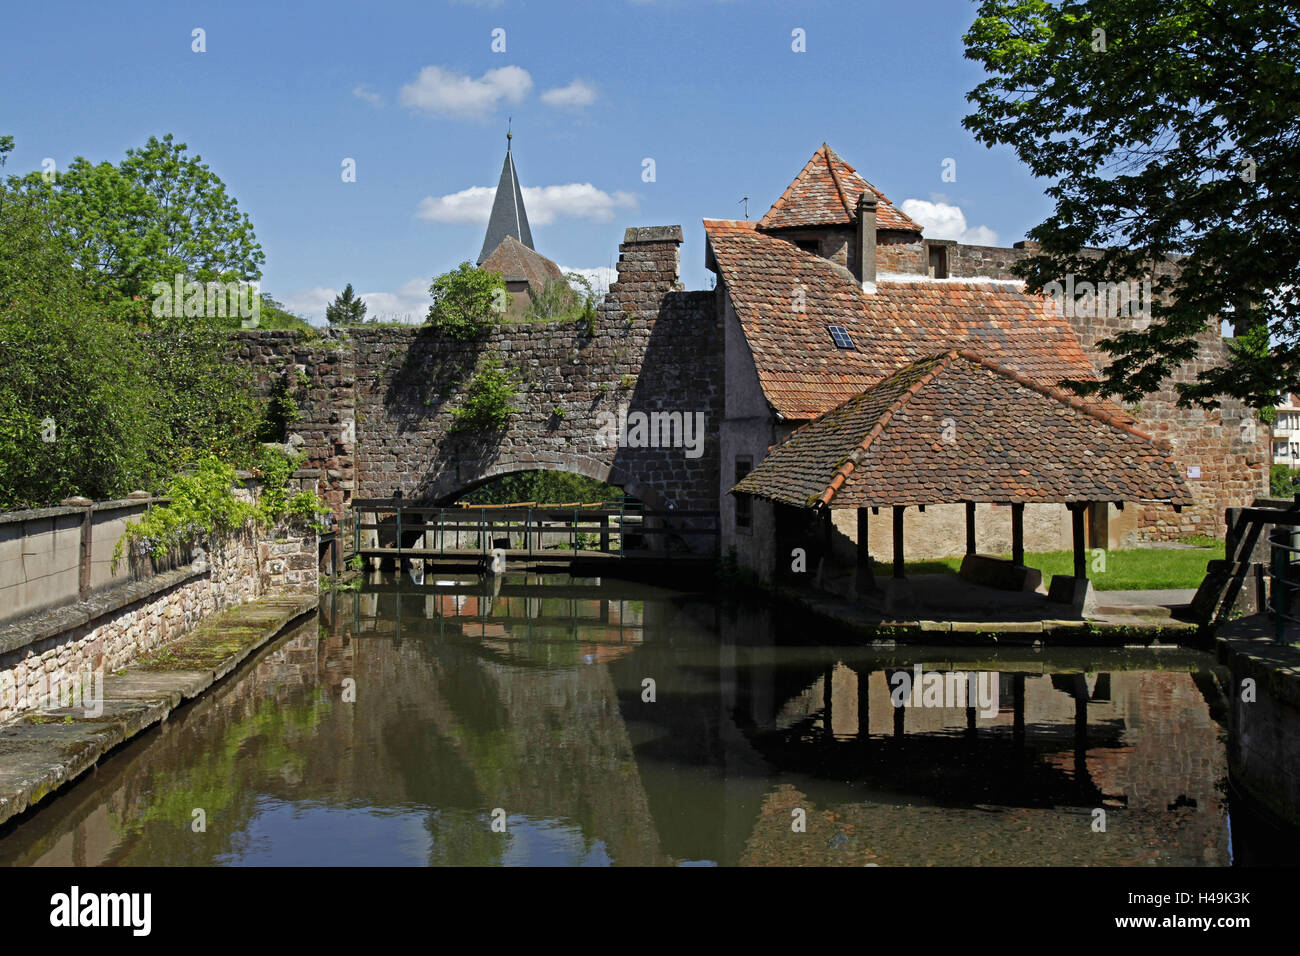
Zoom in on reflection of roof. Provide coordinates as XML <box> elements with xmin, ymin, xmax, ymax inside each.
<box><xmin>732</xmin><ymin>350</ymin><xmax>1191</xmax><ymax>509</ymax></box>
<box><xmin>704</xmin><ymin>219</ymin><xmax>1099</xmax><ymax>420</ymax></box>
<box><xmin>757</xmin><ymin>143</ymin><xmax>920</xmax><ymax>233</ymax></box>
<box><xmin>479</xmin><ymin>235</ymin><xmax>564</xmax><ymax>290</ymax></box>
<box><xmin>478</xmin><ymin>143</ymin><xmax>534</xmax><ymax>264</ymax></box>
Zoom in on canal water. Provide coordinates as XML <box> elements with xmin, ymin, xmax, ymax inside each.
<box><xmin>0</xmin><ymin>572</ymin><xmax>1269</xmax><ymax>866</ymax></box>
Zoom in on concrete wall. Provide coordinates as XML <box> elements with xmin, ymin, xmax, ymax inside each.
<box><xmin>0</xmin><ymin>498</ymin><xmax>160</xmax><ymax>626</ymax></box>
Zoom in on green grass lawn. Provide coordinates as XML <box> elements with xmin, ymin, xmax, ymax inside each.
<box><xmin>883</xmin><ymin>541</ymin><xmax>1224</xmax><ymax>591</ymax></box>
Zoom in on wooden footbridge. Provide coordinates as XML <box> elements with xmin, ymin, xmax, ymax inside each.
<box><xmin>348</xmin><ymin>497</ymin><xmax>719</xmax><ymax>570</ymax></box>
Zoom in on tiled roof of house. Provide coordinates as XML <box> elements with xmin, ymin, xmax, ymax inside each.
<box><xmin>756</xmin><ymin>144</ymin><xmax>921</xmax><ymax>233</ymax></box>
<box><xmin>731</xmin><ymin>351</ymin><xmax>1191</xmax><ymax>509</ymax></box>
<box><xmin>704</xmin><ymin>219</ymin><xmax>1102</xmax><ymax>420</ymax></box>
<box><xmin>479</xmin><ymin>235</ymin><xmax>563</xmax><ymax>290</ymax></box>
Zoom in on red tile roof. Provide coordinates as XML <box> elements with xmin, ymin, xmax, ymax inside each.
<box><xmin>731</xmin><ymin>351</ymin><xmax>1191</xmax><ymax>509</ymax></box>
<box><xmin>704</xmin><ymin>219</ymin><xmax>1102</xmax><ymax>420</ymax></box>
<box><xmin>757</xmin><ymin>144</ymin><xmax>921</xmax><ymax>233</ymax></box>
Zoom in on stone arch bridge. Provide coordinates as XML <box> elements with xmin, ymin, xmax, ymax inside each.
<box><xmin>234</xmin><ymin>227</ymin><xmax>723</xmax><ymax>533</ymax></box>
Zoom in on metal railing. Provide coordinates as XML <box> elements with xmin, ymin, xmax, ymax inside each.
<box><xmin>348</xmin><ymin>497</ymin><xmax>719</xmax><ymax>562</ymax></box>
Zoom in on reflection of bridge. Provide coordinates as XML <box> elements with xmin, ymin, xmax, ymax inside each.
<box><xmin>351</xmin><ymin>499</ymin><xmax>718</xmax><ymax>569</ymax></box>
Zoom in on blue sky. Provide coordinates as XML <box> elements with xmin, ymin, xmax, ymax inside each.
<box><xmin>1</xmin><ymin>0</ymin><xmax>1053</xmax><ymax>323</ymax></box>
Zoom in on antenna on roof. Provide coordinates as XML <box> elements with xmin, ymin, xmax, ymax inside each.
<box><xmin>507</xmin><ymin>117</ymin><xmax>512</xmax><ymax>149</ymax></box>
<box><xmin>738</xmin><ymin>196</ymin><xmax>749</xmax><ymax>219</ymax></box>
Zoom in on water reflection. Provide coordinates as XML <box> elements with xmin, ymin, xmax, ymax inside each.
<box><xmin>0</xmin><ymin>572</ymin><xmax>1248</xmax><ymax>866</ymax></box>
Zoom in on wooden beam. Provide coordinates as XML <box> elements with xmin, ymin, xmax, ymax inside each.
<box><xmin>857</xmin><ymin>508</ymin><xmax>870</xmax><ymax>564</ymax></box>
<box><xmin>892</xmin><ymin>505</ymin><xmax>905</xmax><ymax>579</ymax></box>
<box><xmin>1072</xmin><ymin>503</ymin><xmax>1087</xmax><ymax>579</ymax></box>
<box><xmin>1011</xmin><ymin>502</ymin><xmax>1025</xmax><ymax>566</ymax></box>
<box><xmin>965</xmin><ymin>501</ymin><xmax>976</xmax><ymax>556</ymax></box>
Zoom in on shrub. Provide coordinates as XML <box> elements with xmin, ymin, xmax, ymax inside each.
<box><xmin>116</xmin><ymin>449</ymin><xmax>329</xmax><ymax>566</ymax></box>
<box><xmin>449</xmin><ymin>354</ymin><xmax>520</xmax><ymax>434</ymax></box>
<box><xmin>426</xmin><ymin>262</ymin><xmax>507</xmax><ymax>340</ymax></box>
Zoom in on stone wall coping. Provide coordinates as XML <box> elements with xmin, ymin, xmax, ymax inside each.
<box><xmin>0</xmin><ymin>564</ymin><xmax>204</xmax><ymax>660</ymax></box>
<box><xmin>0</xmin><ymin>497</ymin><xmax>168</xmax><ymax>527</ymax></box>
<box><xmin>1217</xmin><ymin>624</ymin><xmax>1300</xmax><ymax>710</ymax></box>
<box><xmin>623</xmin><ymin>225</ymin><xmax>683</xmax><ymax>244</ymax></box>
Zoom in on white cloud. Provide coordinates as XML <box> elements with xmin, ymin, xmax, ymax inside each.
<box><xmin>415</xmin><ymin>186</ymin><xmax>498</xmax><ymax>225</ymax></box>
<box><xmin>417</xmin><ymin>182</ymin><xmax>637</xmax><ymax>226</ymax></box>
<box><xmin>280</xmin><ymin>286</ymin><xmax>339</xmax><ymax>325</ymax></box>
<box><xmin>558</xmin><ymin>266</ymin><xmax>617</xmax><ymax>296</ymax></box>
<box><xmin>541</xmin><ymin>79</ymin><xmax>598</xmax><ymax>109</ymax></box>
<box><xmin>899</xmin><ymin>198</ymin><xmax>999</xmax><ymax>246</ymax></box>
<box><xmin>362</xmin><ymin>278</ymin><xmax>430</xmax><ymax>324</ymax></box>
<box><xmin>281</xmin><ymin>279</ymin><xmax>429</xmax><ymax>325</ymax></box>
<box><xmin>399</xmin><ymin>65</ymin><xmax>531</xmax><ymax>118</ymax></box>
<box><xmin>352</xmin><ymin>84</ymin><xmax>383</xmax><ymax>106</ymax></box>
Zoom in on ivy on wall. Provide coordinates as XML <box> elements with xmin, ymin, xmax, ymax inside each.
<box><xmin>114</xmin><ymin>448</ymin><xmax>329</xmax><ymax>567</ymax></box>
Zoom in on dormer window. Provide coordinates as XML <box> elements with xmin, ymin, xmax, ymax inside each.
<box><xmin>828</xmin><ymin>325</ymin><xmax>855</xmax><ymax>349</ymax></box>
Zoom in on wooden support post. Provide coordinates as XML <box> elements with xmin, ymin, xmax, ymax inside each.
<box><xmin>856</xmin><ymin>667</ymin><xmax>870</xmax><ymax>740</ymax></box>
<box><xmin>965</xmin><ymin>501</ymin><xmax>976</xmax><ymax>557</ymax></box>
<box><xmin>1013</xmin><ymin>673</ymin><xmax>1025</xmax><ymax>748</ymax></box>
<box><xmin>1072</xmin><ymin>503</ymin><xmax>1087</xmax><ymax>579</ymax></box>
<box><xmin>1011</xmin><ymin>502</ymin><xmax>1025</xmax><ymax>566</ymax></box>
<box><xmin>823</xmin><ymin>663</ymin><xmax>834</xmax><ymax>743</ymax></box>
<box><xmin>892</xmin><ymin>505</ymin><xmax>905</xmax><ymax>579</ymax></box>
<box><xmin>600</xmin><ymin>514</ymin><xmax>609</xmax><ymax>553</ymax></box>
<box><xmin>857</xmin><ymin>507</ymin><xmax>870</xmax><ymax>565</ymax></box>
<box><xmin>78</xmin><ymin>504</ymin><xmax>93</xmax><ymax>599</ymax></box>
<box><xmin>332</xmin><ymin>515</ymin><xmax>341</xmax><ymax>577</ymax></box>
<box><xmin>856</xmin><ymin>507</ymin><xmax>874</xmax><ymax>592</ymax></box>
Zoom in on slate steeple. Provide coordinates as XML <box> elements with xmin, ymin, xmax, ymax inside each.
<box><xmin>477</xmin><ymin>129</ymin><xmax>534</xmax><ymax>265</ymax></box>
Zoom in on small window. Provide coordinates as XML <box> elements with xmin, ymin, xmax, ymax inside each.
<box><xmin>928</xmin><ymin>245</ymin><xmax>949</xmax><ymax>279</ymax></box>
<box><xmin>735</xmin><ymin>457</ymin><xmax>753</xmax><ymax>530</ymax></box>
<box><xmin>794</xmin><ymin>239</ymin><xmax>819</xmax><ymax>254</ymax></box>
<box><xmin>828</xmin><ymin>325</ymin><xmax>855</xmax><ymax>349</ymax></box>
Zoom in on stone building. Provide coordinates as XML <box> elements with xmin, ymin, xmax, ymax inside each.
<box><xmin>705</xmin><ymin>143</ymin><xmax>1268</xmax><ymax>575</ymax></box>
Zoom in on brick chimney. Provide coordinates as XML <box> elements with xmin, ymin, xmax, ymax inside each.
<box><xmin>856</xmin><ymin>195</ymin><xmax>877</xmax><ymax>293</ymax></box>
<box><xmin>607</xmin><ymin>225</ymin><xmax>684</xmax><ymax>312</ymax></box>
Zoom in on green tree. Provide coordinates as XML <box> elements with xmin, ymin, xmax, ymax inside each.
<box><xmin>427</xmin><ymin>262</ymin><xmax>507</xmax><ymax>340</ymax></box>
<box><xmin>326</xmin><ymin>283</ymin><xmax>367</xmax><ymax>325</ymax></box>
<box><xmin>0</xmin><ymin>160</ymin><xmax>266</xmax><ymax>509</ymax></box>
<box><xmin>10</xmin><ymin>133</ymin><xmax>264</xmax><ymax>305</ymax></box>
<box><xmin>963</xmin><ymin>0</ymin><xmax>1300</xmax><ymax>408</ymax></box>
<box><xmin>0</xmin><ymin>182</ymin><xmax>159</xmax><ymax>506</ymax></box>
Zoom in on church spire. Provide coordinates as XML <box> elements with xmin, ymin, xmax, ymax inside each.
<box><xmin>477</xmin><ymin>127</ymin><xmax>533</xmax><ymax>265</ymax></box>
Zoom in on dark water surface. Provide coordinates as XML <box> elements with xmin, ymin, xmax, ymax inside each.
<box><xmin>0</xmin><ymin>571</ymin><xmax>1264</xmax><ymax>866</ymax></box>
